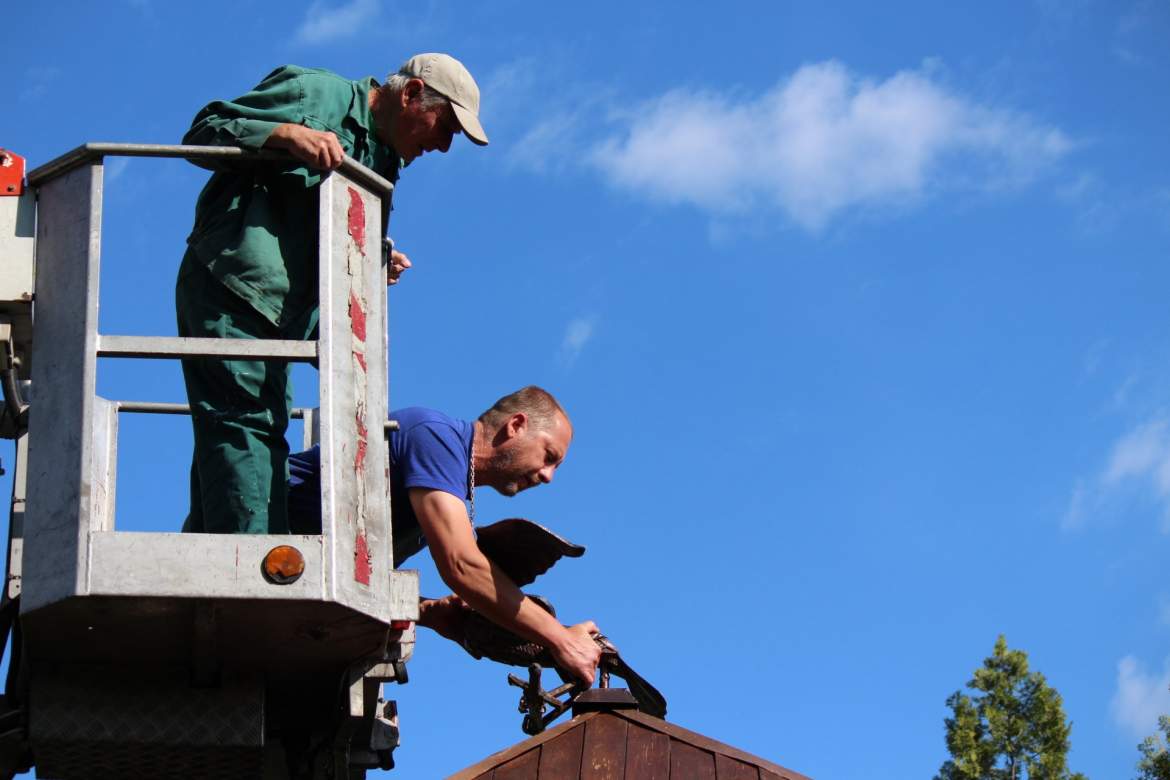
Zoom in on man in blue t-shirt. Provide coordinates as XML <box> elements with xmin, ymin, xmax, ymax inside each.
<box><xmin>287</xmin><ymin>385</ymin><xmax>602</xmax><ymax>684</ymax></box>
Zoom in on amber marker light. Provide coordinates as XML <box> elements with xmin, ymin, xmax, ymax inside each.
<box><xmin>262</xmin><ymin>545</ymin><xmax>305</xmax><ymax>584</ymax></box>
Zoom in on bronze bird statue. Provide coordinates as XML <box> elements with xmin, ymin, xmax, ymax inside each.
<box><xmin>449</xmin><ymin>518</ymin><xmax>667</xmax><ymax>720</ymax></box>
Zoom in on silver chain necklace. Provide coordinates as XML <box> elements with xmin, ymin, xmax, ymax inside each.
<box><xmin>467</xmin><ymin>435</ymin><xmax>476</xmax><ymax>524</ymax></box>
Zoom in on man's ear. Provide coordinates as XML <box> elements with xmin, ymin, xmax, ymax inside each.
<box><xmin>505</xmin><ymin>412</ymin><xmax>529</xmax><ymax>440</ymax></box>
<box><xmin>401</xmin><ymin>78</ymin><xmax>425</xmax><ymax>107</ymax></box>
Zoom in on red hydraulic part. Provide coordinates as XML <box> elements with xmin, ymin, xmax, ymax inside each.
<box><xmin>0</xmin><ymin>149</ymin><xmax>26</xmax><ymax>196</ymax></box>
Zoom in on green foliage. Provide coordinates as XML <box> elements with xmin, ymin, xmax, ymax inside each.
<box><xmin>935</xmin><ymin>635</ymin><xmax>1087</xmax><ymax>780</ymax></box>
<box><xmin>1136</xmin><ymin>715</ymin><xmax>1170</xmax><ymax>780</ymax></box>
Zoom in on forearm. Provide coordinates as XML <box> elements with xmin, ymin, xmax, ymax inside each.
<box><xmin>409</xmin><ymin>487</ymin><xmax>589</xmax><ymax>674</ymax></box>
<box><xmin>437</xmin><ymin>553</ymin><xmax>570</xmax><ymax>653</ymax></box>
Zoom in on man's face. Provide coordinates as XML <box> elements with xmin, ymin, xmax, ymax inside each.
<box><xmin>391</xmin><ymin>83</ymin><xmax>461</xmax><ymax>164</ymax></box>
<box><xmin>488</xmin><ymin>413</ymin><xmax>573</xmax><ymax>497</ymax></box>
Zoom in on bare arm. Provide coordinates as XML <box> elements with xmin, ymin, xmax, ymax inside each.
<box><xmin>410</xmin><ymin>487</ymin><xmax>601</xmax><ymax>684</ymax></box>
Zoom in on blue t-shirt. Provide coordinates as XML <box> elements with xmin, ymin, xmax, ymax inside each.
<box><xmin>287</xmin><ymin>407</ymin><xmax>474</xmax><ymax>566</ymax></box>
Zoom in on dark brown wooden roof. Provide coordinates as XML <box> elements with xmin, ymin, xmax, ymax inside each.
<box><xmin>446</xmin><ymin>708</ymin><xmax>811</xmax><ymax>780</ymax></box>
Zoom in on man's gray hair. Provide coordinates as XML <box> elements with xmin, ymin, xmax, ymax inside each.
<box><xmin>384</xmin><ymin>72</ymin><xmax>449</xmax><ymax>110</ymax></box>
<box><xmin>478</xmin><ymin>386</ymin><xmax>570</xmax><ymax>434</ymax></box>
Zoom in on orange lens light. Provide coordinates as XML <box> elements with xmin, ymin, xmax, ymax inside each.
<box><xmin>263</xmin><ymin>545</ymin><xmax>305</xmax><ymax>584</ymax></box>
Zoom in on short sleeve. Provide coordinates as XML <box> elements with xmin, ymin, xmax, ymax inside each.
<box><xmin>397</xmin><ymin>422</ymin><xmax>469</xmax><ymax>499</ymax></box>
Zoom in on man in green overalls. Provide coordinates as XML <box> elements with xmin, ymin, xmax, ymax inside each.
<box><xmin>177</xmin><ymin>54</ymin><xmax>489</xmax><ymax>534</ymax></box>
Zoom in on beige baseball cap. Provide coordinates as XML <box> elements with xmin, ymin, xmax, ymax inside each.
<box><xmin>398</xmin><ymin>53</ymin><xmax>489</xmax><ymax>146</ymax></box>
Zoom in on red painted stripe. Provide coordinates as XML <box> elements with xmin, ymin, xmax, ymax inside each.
<box><xmin>354</xmin><ymin>531</ymin><xmax>371</xmax><ymax>585</ymax></box>
<box><xmin>346</xmin><ymin>186</ymin><xmax>366</xmax><ymax>254</ymax></box>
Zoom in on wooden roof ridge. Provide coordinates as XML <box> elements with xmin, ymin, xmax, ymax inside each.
<box><xmin>445</xmin><ymin>712</ymin><xmax>602</xmax><ymax>780</ymax></box>
<box><xmin>612</xmin><ymin>709</ymin><xmax>810</xmax><ymax>780</ymax></box>
<box><xmin>444</xmin><ymin>707</ymin><xmax>812</xmax><ymax>780</ymax></box>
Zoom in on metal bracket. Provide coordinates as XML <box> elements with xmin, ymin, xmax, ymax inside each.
<box><xmin>506</xmin><ymin>663</ymin><xmax>586</xmax><ymax>736</ymax></box>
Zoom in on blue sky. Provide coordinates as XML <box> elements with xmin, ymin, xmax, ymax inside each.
<box><xmin>3</xmin><ymin>1</ymin><xmax>1170</xmax><ymax>777</ymax></box>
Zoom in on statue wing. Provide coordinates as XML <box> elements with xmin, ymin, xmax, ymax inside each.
<box><xmin>475</xmin><ymin>518</ymin><xmax>585</xmax><ymax>587</ymax></box>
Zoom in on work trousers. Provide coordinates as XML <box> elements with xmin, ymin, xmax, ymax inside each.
<box><xmin>175</xmin><ymin>250</ymin><xmax>317</xmax><ymax>533</ymax></box>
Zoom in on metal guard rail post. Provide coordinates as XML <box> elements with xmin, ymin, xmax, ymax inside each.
<box><xmin>17</xmin><ymin>141</ymin><xmax>414</xmax><ymax>621</ymax></box>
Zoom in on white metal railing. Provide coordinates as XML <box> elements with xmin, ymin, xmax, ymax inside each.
<box><xmin>16</xmin><ymin>144</ymin><xmax>415</xmax><ymax>622</ymax></box>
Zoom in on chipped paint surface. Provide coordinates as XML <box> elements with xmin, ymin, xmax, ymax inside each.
<box><xmin>346</xmin><ymin>186</ymin><xmax>366</xmax><ymax>254</ymax></box>
<box><xmin>354</xmin><ymin>531</ymin><xmax>371</xmax><ymax>585</ymax></box>
<box><xmin>354</xmin><ymin>412</ymin><xmax>368</xmax><ymax>474</ymax></box>
<box><xmin>348</xmin><ymin>291</ymin><xmax>367</xmax><ymax>342</ymax></box>
<box><xmin>338</xmin><ymin>181</ymin><xmax>387</xmax><ymax>590</ymax></box>
<box><xmin>349</xmin><ymin>285</ymin><xmax>369</xmax><ymax>475</ymax></box>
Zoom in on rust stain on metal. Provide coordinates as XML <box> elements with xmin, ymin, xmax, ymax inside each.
<box><xmin>354</xmin><ymin>531</ymin><xmax>371</xmax><ymax>585</ymax></box>
<box><xmin>346</xmin><ymin>186</ymin><xmax>366</xmax><ymax>254</ymax></box>
<box><xmin>348</xmin><ymin>291</ymin><xmax>367</xmax><ymax>343</ymax></box>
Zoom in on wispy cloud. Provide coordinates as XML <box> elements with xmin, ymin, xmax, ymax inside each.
<box><xmin>1062</xmin><ymin>480</ymin><xmax>1090</xmax><ymax>532</ymax></box>
<box><xmin>498</xmin><ymin>58</ymin><xmax>613</xmax><ymax>175</ymax></box>
<box><xmin>104</xmin><ymin>157</ymin><xmax>131</xmax><ymax>185</ymax></box>
<box><xmin>1064</xmin><ymin>416</ymin><xmax>1170</xmax><ymax>531</ymax></box>
<box><xmin>509</xmin><ymin>110</ymin><xmax>591</xmax><ymax>175</ymax></box>
<box><xmin>1112</xmin><ymin>372</ymin><xmax>1142</xmax><ymax>411</ymax></box>
<box><xmin>19</xmin><ymin>66</ymin><xmax>60</xmax><ymax>103</ymax></box>
<box><xmin>1056</xmin><ymin>172</ymin><xmax>1122</xmax><ymax>234</ymax></box>
<box><xmin>294</xmin><ymin>0</ymin><xmax>379</xmax><ymax>45</ymax></box>
<box><xmin>1156</xmin><ymin>188</ymin><xmax>1170</xmax><ymax>232</ymax></box>
<box><xmin>1114</xmin><ymin>0</ymin><xmax>1168</xmax><ymax>66</ymax></box>
<box><xmin>1081</xmin><ymin>338</ymin><xmax>1109</xmax><ymax>378</ymax></box>
<box><xmin>583</xmin><ymin>60</ymin><xmax>1071</xmax><ymax>231</ymax></box>
<box><xmin>558</xmin><ymin>315</ymin><xmax>597</xmax><ymax>366</ymax></box>
<box><xmin>482</xmin><ymin>58</ymin><xmax>540</xmax><ymax>127</ymax></box>
<box><xmin>1112</xmin><ymin>655</ymin><xmax>1170</xmax><ymax>738</ymax></box>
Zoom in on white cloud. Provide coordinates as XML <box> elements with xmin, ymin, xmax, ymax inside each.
<box><xmin>571</xmin><ymin>60</ymin><xmax>1070</xmax><ymax>231</ymax></box>
<box><xmin>294</xmin><ymin>0</ymin><xmax>379</xmax><ymax>45</ymax></box>
<box><xmin>1081</xmin><ymin>338</ymin><xmax>1108</xmax><ymax>377</ymax></box>
<box><xmin>1156</xmin><ymin>188</ymin><xmax>1170</xmax><ymax>231</ymax></box>
<box><xmin>1104</xmin><ymin>419</ymin><xmax>1170</xmax><ymax>487</ymax></box>
<box><xmin>1112</xmin><ymin>655</ymin><xmax>1170</xmax><ymax>738</ymax></box>
<box><xmin>1057</xmin><ymin>172</ymin><xmax>1112</xmax><ymax>228</ymax></box>
<box><xmin>104</xmin><ymin>157</ymin><xmax>131</xmax><ymax>184</ymax></box>
<box><xmin>1114</xmin><ymin>0</ymin><xmax>1167</xmax><ymax>66</ymax></box>
<box><xmin>482</xmin><ymin>58</ymin><xmax>540</xmax><ymax>125</ymax></box>
<box><xmin>1061</xmin><ymin>479</ymin><xmax>1089</xmax><ymax>532</ymax></box>
<box><xmin>1063</xmin><ymin>416</ymin><xmax>1170</xmax><ymax>532</ymax></box>
<box><xmin>558</xmin><ymin>315</ymin><xmax>597</xmax><ymax>366</ymax></box>
<box><xmin>509</xmin><ymin>110</ymin><xmax>590</xmax><ymax>175</ymax></box>
<box><xmin>19</xmin><ymin>66</ymin><xmax>60</xmax><ymax>103</ymax></box>
<box><xmin>1112</xmin><ymin>372</ymin><xmax>1142</xmax><ymax>411</ymax></box>
<box><xmin>1159</xmin><ymin>595</ymin><xmax>1170</xmax><ymax>627</ymax></box>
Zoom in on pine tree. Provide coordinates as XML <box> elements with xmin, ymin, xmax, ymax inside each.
<box><xmin>1136</xmin><ymin>714</ymin><xmax>1170</xmax><ymax>780</ymax></box>
<box><xmin>935</xmin><ymin>635</ymin><xmax>1087</xmax><ymax>780</ymax></box>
